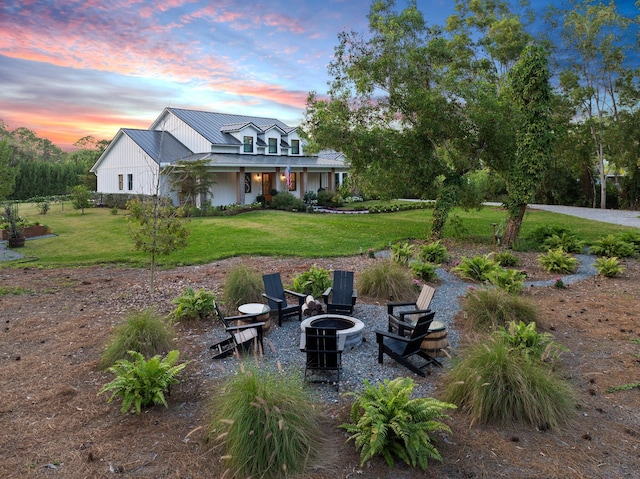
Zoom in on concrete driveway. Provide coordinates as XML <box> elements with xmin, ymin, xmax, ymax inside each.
<box><xmin>527</xmin><ymin>204</ymin><xmax>640</xmax><ymax>229</ymax></box>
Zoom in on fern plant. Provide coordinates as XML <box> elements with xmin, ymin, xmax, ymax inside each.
<box><xmin>594</xmin><ymin>256</ymin><xmax>625</xmax><ymax>278</ymax></box>
<box><xmin>172</xmin><ymin>286</ymin><xmax>216</xmax><ymax>321</ymax></box>
<box><xmin>419</xmin><ymin>240</ymin><xmax>449</xmax><ymax>263</ymax></box>
<box><xmin>391</xmin><ymin>241</ymin><xmax>415</xmax><ymax>265</ymax></box>
<box><xmin>589</xmin><ymin>234</ymin><xmax>636</xmax><ymax>258</ymax></box>
<box><xmin>541</xmin><ymin>232</ymin><xmax>585</xmax><ymax>254</ymax></box>
<box><xmin>99</xmin><ymin>350</ymin><xmax>188</xmax><ymax>414</ymax></box>
<box><xmin>451</xmin><ymin>254</ymin><xmax>500</xmax><ymax>282</ymax></box>
<box><xmin>341</xmin><ymin>378</ymin><xmax>455</xmax><ymax>470</ymax></box>
<box><xmin>291</xmin><ymin>264</ymin><xmax>331</xmax><ymax>298</ymax></box>
<box><xmin>487</xmin><ymin>267</ymin><xmax>526</xmax><ymax>294</ymax></box>
<box><xmin>537</xmin><ymin>248</ymin><xmax>578</xmax><ymax>273</ymax></box>
<box><xmin>411</xmin><ymin>260</ymin><xmax>439</xmax><ymax>282</ymax></box>
<box><xmin>494</xmin><ymin>321</ymin><xmax>566</xmax><ymax>362</ymax></box>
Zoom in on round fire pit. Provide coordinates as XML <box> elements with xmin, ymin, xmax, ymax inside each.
<box><xmin>300</xmin><ymin>314</ymin><xmax>364</xmax><ymax>349</ymax></box>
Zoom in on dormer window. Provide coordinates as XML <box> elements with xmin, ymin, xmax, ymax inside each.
<box><xmin>268</xmin><ymin>138</ymin><xmax>277</xmax><ymax>154</ymax></box>
<box><xmin>291</xmin><ymin>139</ymin><xmax>300</xmax><ymax>155</ymax></box>
<box><xmin>243</xmin><ymin>136</ymin><xmax>253</xmax><ymax>153</ymax></box>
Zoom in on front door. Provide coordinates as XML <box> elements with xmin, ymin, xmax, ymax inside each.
<box><xmin>262</xmin><ymin>173</ymin><xmax>274</xmax><ymax>202</ymax></box>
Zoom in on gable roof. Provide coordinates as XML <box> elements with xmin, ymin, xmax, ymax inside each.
<box><xmin>164</xmin><ymin>108</ymin><xmax>296</xmax><ymax>146</ymax></box>
<box><xmin>123</xmin><ymin>129</ymin><xmax>193</xmax><ymax>164</ymax></box>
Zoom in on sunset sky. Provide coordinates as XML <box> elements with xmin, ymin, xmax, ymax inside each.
<box><xmin>1</xmin><ymin>0</ymin><xmax>636</xmax><ymax>150</ymax></box>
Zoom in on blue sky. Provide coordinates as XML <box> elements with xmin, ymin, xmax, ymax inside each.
<box><xmin>0</xmin><ymin>0</ymin><xmax>636</xmax><ymax>150</ymax></box>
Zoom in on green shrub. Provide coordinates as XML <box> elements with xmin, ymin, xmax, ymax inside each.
<box><xmin>522</xmin><ymin>225</ymin><xmax>572</xmax><ymax>250</ymax></box>
<box><xmin>537</xmin><ymin>248</ymin><xmax>578</xmax><ymax>273</ymax></box>
<box><xmin>451</xmin><ymin>254</ymin><xmax>500</xmax><ymax>282</ymax></box>
<box><xmin>594</xmin><ymin>256</ymin><xmax>625</xmax><ymax>278</ymax></box>
<box><xmin>487</xmin><ymin>267</ymin><xmax>526</xmax><ymax>294</ymax></box>
<box><xmin>419</xmin><ymin>240</ymin><xmax>449</xmax><ymax>263</ymax></box>
<box><xmin>589</xmin><ymin>234</ymin><xmax>636</xmax><ymax>258</ymax></box>
<box><xmin>461</xmin><ymin>287</ymin><xmax>538</xmax><ymax>332</ymax></box>
<box><xmin>98</xmin><ymin>350</ymin><xmax>188</xmax><ymax>414</ymax></box>
<box><xmin>442</xmin><ymin>340</ymin><xmax>574</xmax><ymax>429</ymax></box>
<box><xmin>617</xmin><ymin>231</ymin><xmax>640</xmax><ymax>253</ymax></box>
<box><xmin>270</xmin><ymin>191</ymin><xmax>307</xmax><ymax>211</ymax></box>
<box><xmin>99</xmin><ymin>308</ymin><xmax>175</xmax><ymax>370</ymax></box>
<box><xmin>291</xmin><ymin>264</ymin><xmax>332</xmax><ymax>298</ymax></box>
<box><xmin>357</xmin><ymin>260</ymin><xmax>415</xmax><ymax>301</ymax></box>
<box><xmin>391</xmin><ymin>242</ymin><xmax>415</xmax><ymax>265</ymax></box>
<box><xmin>541</xmin><ymin>232</ymin><xmax>585</xmax><ymax>254</ymax></box>
<box><xmin>495</xmin><ymin>251</ymin><xmax>519</xmax><ymax>267</ymax></box>
<box><xmin>171</xmin><ymin>286</ymin><xmax>216</xmax><ymax>321</ymax></box>
<box><xmin>494</xmin><ymin>321</ymin><xmax>567</xmax><ymax>362</ymax></box>
<box><xmin>206</xmin><ymin>365</ymin><xmax>322</xmax><ymax>479</ymax></box>
<box><xmin>222</xmin><ymin>264</ymin><xmax>264</xmax><ymax>311</ymax></box>
<box><xmin>341</xmin><ymin>378</ymin><xmax>455</xmax><ymax>470</ymax></box>
<box><xmin>411</xmin><ymin>261</ymin><xmax>439</xmax><ymax>282</ymax></box>
<box><xmin>316</xmin><ymin>188</ymin><xmax>343</xmax><ymax>207</ymax></box>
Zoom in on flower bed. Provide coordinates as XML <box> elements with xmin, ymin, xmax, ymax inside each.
<box><xmin>1</xmin><ymin>224</ymin><xmax>50</xmax><ymax>240</ymax></box>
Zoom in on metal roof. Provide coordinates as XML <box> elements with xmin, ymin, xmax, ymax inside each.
<box><xmin>123</xmin><ymin>129</ymin><xmax>193</xmax><ymax>164</ymax></box>
<box><xmin>166</xmin><ymin>108</ymin><xmax>294</xmax><ymax>146</ymax></box>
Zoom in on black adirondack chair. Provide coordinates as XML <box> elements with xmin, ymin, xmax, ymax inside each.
<box><xmin>387</xmin><ymin>284</ymin><xmax>435</xmax><ymax>336</ymax></box>
<box><xmin>375</xmin><ymin>311</ymin><xmax>442</xmax><ymax>376</ymax></box>
<box><xmin>210</xmin><ymin>304</ymin><xmax>265</xmax><ymax>359</ymax></box>
<box><xmin>262</xmin><ymin>273</ymin><xmax>306</xmax><ymax>326</ymax></box>
<box><xmin>300</xmin><ymin>326</ymin><xmax>345</xmax><ymax>391</ymax></box>
<box><xmin>322</xmin><ymin>270</ymin><xmax>357</xmax><ymax>315</ymax></box>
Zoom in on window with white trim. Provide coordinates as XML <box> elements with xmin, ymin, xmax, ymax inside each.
<box><xmin>291</xmin><ymin>139</ymin><xmax>300</xmax><ymax>155</ymax></box>
<box><xmin>118</xmin><ymin>174</ymin><xmax>123</xmax><ymax>190</ymax></box>
<box><xmin>268</xmin><ymin>138</ymin><xmax>277</xmax><ymax>154</ymax></box>
<box><xmin>243</xmin><ymin>136</ymin><xmax>253</xmax><ymax>153</ymax></box>
<box><xmin>127</xmin><ymin>173</ymin><xmax>133</xmax><ymax>191</ymax></box>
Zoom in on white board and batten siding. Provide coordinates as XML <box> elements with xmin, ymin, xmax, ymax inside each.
<box><xmin>155</xmin><ymin>111</ymin><xmax>212</xmax><ymax>153</ymax></box>
<box><xmin>95</xmin><ymin>135</ymin><xmax>160</xmax><ymax>196</ymax></box>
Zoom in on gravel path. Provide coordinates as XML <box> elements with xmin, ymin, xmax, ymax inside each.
<box><xmin>199</xmin><ymin>255</ymin><xmax>600</xmax><ymax>404</ymax></box>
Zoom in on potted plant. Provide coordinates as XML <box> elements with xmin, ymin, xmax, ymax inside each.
<box><xmin>4</xmin><ymin>204</ymin><xmax>25</xmax><ymax>248</ymax></box>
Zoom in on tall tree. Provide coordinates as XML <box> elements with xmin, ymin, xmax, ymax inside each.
<box><xmin>502</xmin><ymin>45</ymin><xmax>554</xmax><ymax>246</ymax></box>
<box><xmin>551</xmin><ymin>0</ymin><xmax>633</xmax><ymax>208</ymax></box>
<box><xmin>303</xmin><ymin>0</ymin><xmax>473</xmax><ymax>238</ymax></box>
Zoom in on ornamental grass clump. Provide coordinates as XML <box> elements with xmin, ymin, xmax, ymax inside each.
<box><xmin>461</xmin><ymin>287</ymin><xmax>538</xmax><ymax>332</ymax></box>
<box><xmin>222</xmin><ymin>264</ymin><xmax>264</xmax><ymax>311</ymax></box>
<box><xmin>206</xmin><ymin>365</ymin><xmax>323</xmax><ymax>479</ymax></box>
<box><xmin>442</xmin><ymin>338</ymin><xmax>574</xmax><ymax>429</ymax></box>
<box><xmin>98</xmin><ymin>308</ymin><xmax>175</xmax><ymax>370</ymax></box>
<box><xmin>357</xmin><ymin>259</ymin><xmax>415</xmax><ymax>301</ymax></box>
<box><xmin>341</xmin><ymin>377</ymin><xmax>455</xmax><ymax>471</ymax></box>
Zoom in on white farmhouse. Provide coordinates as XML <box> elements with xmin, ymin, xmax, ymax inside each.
<box><xmin>90</xmin><ymin>107</ymin><xmax>349</xmax><ymax>206</ymax></box>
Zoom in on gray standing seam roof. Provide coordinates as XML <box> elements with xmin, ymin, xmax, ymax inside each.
<box><xmin>123</xmin><ymin>129</ymin><xmax>193</xmax><ymax>164</ymax></box>
<box><xmin>167</xmin><ymin>108</ymin><xmax>294</xmax><ymax>146</ymax></box>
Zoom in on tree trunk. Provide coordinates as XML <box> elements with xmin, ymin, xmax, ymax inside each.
<box><xmin>502</xmin><ymin>203</ymin><xmax>527</xmax><ymax>248</ymax></box>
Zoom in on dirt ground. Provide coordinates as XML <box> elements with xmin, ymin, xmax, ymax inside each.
<box><xmin>1</xmin><ymin>242</ymin><xmax>639</xmax><ymax>479</ymax></box>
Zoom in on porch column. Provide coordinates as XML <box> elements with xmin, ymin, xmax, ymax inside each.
<box><xmin>328</xmin><ymin>169</ymin><xmax>336</xmax><ymax>191</ymax></box>
<box><xmin>300</xmin><ymin>168</ymin><xmax>307</xmax><ymax>199</ymax></box>
<box><xmin>238</xmin><ymin>168</ymin><xmax>245</xmax><ymax>205</ymax></box>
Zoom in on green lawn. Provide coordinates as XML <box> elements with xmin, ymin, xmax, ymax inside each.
<box><xmin>2</xmin><ymin>201</ymin><xmax>635</xmax><ymax>269</ymax></box>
